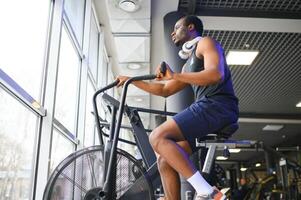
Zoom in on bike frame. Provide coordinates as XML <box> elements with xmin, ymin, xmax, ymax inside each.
<box><xmin>101</xmin><ymin>93</ymin><xmax>179</xmax><ymax>196</ymax></box>
<box><xmin>92</xmin><ymin>73</ymin><xmax>165</xmax><ymax>199</ymax></box>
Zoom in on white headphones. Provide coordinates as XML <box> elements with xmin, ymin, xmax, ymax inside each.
<box><xmin>178</xmin><ymin>36</ymin><xmax>202</xmax><ymax>60</ymax></box>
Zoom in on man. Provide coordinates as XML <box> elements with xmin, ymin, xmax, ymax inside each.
<box><xmin>233</xmin><ymin>178</ymin><xmax>251</xmax><ymax>200</ymax></box>
<box><xmin>117</xmin><ymin>15</ymin><xmax>239</xmax><ymax>200</ymax></box>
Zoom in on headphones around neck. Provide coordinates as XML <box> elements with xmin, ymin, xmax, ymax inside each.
<box><xmin>178</xmin><ymin>36</ymin><xmax>202</xmax><ymax>60</ymax></box>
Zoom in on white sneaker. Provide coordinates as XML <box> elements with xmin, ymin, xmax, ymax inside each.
<box><xmin>195</xmin><ymin>187</ymin><xmax>227</xmax><ymax>200</ymax></box>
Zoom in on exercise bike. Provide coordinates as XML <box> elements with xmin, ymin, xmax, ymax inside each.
<box><xmin>43</xmin><ymin>63</ymin><xmax>168</xmax><ymax>200</ymax></box>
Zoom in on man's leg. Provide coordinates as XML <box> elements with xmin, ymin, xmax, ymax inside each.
<box><xmin>157</xmin><ymin>155</ymin><xmax>180</xmax><ymax>200</ymax></box>
<box><xmin>149</xmin><ymin>118</ymin><xmax>196</xmax><ymax>178</ymax></box>
<box><xmin>149</xmin><ymin>118</ymin><xmax>215</xmax><ymax>197</ymax></box>
<box><xmin>157</xmin><ymin>141</ymin><xmax>192</xmax><ymax>200</ymax></box>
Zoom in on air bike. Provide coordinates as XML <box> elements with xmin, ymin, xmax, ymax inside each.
<box><xmin>42</xmin><ymin>62</ymin><xmax>167</xmax><ymax>200</ymax></box>
<box><xmin>43</xmin><ymin>62</ymin><xmax>254</xmax><ymax>200</ymax></box>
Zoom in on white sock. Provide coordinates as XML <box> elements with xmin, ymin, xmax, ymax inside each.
<box><xmin>187</xmin><ymin>171</ymin><xmax>214</xmax><ymax>195</ymax></box>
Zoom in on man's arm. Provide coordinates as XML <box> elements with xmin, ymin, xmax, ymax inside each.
<box><xmin>171</xmin><ymin>37</ymin><xmax>225</xmax><ymax>86</ymax></box>
<box><xmin>132</xmin><ymin>79</ymin><xmax>188</xmax><ymax>98</ymax></box>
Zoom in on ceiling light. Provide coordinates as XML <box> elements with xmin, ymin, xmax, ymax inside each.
<box><xmin>296</xmin><ymin>101</ymin><xmax>301</xmax><ymax>107</ymax></box>
<box><xmin>226</xmin><ymin>50</ymin><xmax>259</xmax><ymax>65</ymax></box>
<box><xmin>229</xmin><ymin>148</ymin><xmax>241</xmax><ymax>153</ymax></box>
<box><xmin>240</xmin><ymin>167</ymin><xmax>247</xmax><ymax>171</ymax></box>
<box><xmin>118</xmin><ymin>0</ymin><xmax>140</xmax><ymax>13</ymax></box>
<box><xmin>216</xmin><ymin>156</ymin><xmax>228</xmax><ymax>160</ymax></box>
<box><xmin>127</xmin><ymin>63</ymin><xmax>142</xmax><ymax>70</ymax></box>
<box><xmin>255</xmin><ymin>163</ymin><xmax>261</xmax><ymax>167</ymax></box>
<box><xmin>262</xmin><ymin>125</ymin><xmax>284</xmax><ymax>131</ymax></box>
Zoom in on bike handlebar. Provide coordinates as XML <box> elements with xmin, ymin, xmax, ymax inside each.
<box><xmin>93</xmin><ymin>61</ymin><xmax>166</xmax><ymax>100</ymax></box>
<box><xmin>124</xmin><ymin>61</ymin><xmax>167</xmax><ymax>82</ymax></box>
<box><xmin>93</xmin><ymin>61</ymin><xmax>167</xmax><ymax>145</ymax></box>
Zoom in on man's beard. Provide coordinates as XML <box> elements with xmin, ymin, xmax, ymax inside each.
<box><xmin>174</xmin><ymin>38</ymin><xmax>186</xmax><ymax>47</ymax></box>
<box><xmin>175</xmin><ymin>28</ymin><xmax>188</xmax><ymax>47</ymax></box>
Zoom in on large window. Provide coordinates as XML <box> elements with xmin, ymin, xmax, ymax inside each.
<box><xmin>50</xmin><ymin>128</ymin><xmax>75</xmax><ymax>173</ymax></box>
<box><xmin>0</xmin><ymin>0</ymin><xmax>112</xmax><ymax>198</ymax></box>
<box><xmin>54</xmin><ymin>26</ymin><xmax>81</xmax><ymax>134</ymax></box>
<box><xmin>0</xmin><ymin>88</ymin><xmax>38</xmax><ymax>200</ymax></box>
<box><xmin>83</xmin><ymin>10</ymin><xmax>101</xmax><ymax>147</ymax></box>
<box><xmin>84</xmin><ymin>78</ymin><xmax>96</xmax><ymax>147</ymax></box>
<box><xmin>88</xmin><ymin>12</ymin><xmax>99</xmax><ymax>82</ymax></box>
<box><xmin>0</xmin><ymin>1</ymin><xmax>50</xmax><ymax>100</ymax></box>
<box><xmin>64</xmin><ymin>0</ymin><xmax>85</xmax><ymax>47</ymax></box>
<box><xmin>98</xmin><ymin>49</ymin><xmax>109</xmax><ymax>89</ymax></box>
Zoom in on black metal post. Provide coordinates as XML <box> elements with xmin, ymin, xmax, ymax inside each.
<box><xmin>102</xmin><ymin>106</ymin><xmax>117</xmax><ymax>185</ymax></box>
<box><xmin>93</xmin><ymin>80</ymin><xmax>119</xmax><ymax>145</ymax></box>
<box><xmin>102</xmin><ymin>74</ymin><xmax>157</xmax><ymax>199</ymax></box>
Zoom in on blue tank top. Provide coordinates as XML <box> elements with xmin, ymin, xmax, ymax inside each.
<box><xmin>183</xmin><ymin>45</ymin><xmax>238</xmax><ymax>105</ymax></box>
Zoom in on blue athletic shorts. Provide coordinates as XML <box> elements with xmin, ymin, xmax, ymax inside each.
<box><xmin>173</xmin><ymin>97</ymin><xmax>238</xmax><ymax>152</ymax></box>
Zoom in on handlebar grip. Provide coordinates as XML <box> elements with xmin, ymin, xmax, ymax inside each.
<box><xmin>108</xmin><ymin>79</ymin><xmax>120</xmax><ymax>88</ymax></box>
<box><xmin>94</xmin><ymin>79</ymin><xmax>119</xmax><ymax>95</ymax></box>
<box><xmin>130</xmin><ymin>74</ymin><xmax>157</xmax><ymax>81</ymax></box>
<box><xmin>160</xmin><ymin>61</ymin><xmax>167</xmax><ymax>75</ymax></box>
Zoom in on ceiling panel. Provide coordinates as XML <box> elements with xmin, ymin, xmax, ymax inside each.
<box><xmin>106</xmin><ymin>0</ymin><xmax>150</xmax><ymax>33</ymax></box>
<box><xmin>179</xmin><ymin>0</ymin><xmax>301</xmax><ymax>12</ymax></box>
<box><xmin>106</xmin><ymin>0</ymin><xmax>151</xmax><ymax>20</ymax></box>
<box><xmin>114</xmin><ymin>36</ymin><xmax>150</xmax><ymax>63</ymax></box>
<box><xmin>232</xmin><ymin>123</ymin><xmax>301</xmax><ymax>146</ymax></box>
<box><xmin>110</xmin><ymin>19</ymin><xmax>150</xmax><ymax>33</ymax></box>
<box><xmin>221</xmin><ymin>122</ymin><xmax>301</xmax><ymax>163</ymax></box>
<box><xmin>118</xmin><ymin>63</ymin><xmax>150</xmax><ymax>76</ymax></box>
<box><xmin>197</xmin><ymin>0</ymin><xmax>301</xmax><ymax>12</ymax></box>
<box><xmin>202</xmin><ymin>30</ymin><xmax>301</xmax><ymax>114</ymax></box>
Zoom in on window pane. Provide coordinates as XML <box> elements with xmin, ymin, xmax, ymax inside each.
<box><xmin>0</xmin><ymin>1</ymin><xmax>50</xmax><ymax>100</ymax></box>
<box><xmin>99</xmin><ymin>55</ymin><xmax>109</xmax><ymax>90</ymax></box>
<box><xmin>84</xmin><ymin>77</ymin><xmax>96</xmax><ymax>146</ymax></box>
<box><xmin>97</xmin><ymin>33</ymin><xmax>105</xmax><ymax>87</ymax></box>
<box><xmin>88</xmin><ymin>13</ymin><xmax>99</xmax><ymax>82</ymax></box>
<box><xmin>50</xmin><ymin>129</ymin><xmax>75</xmax><ymax>173</ymax></box>
<box><xmin>64</xmin><ymin>0</ymin><xmax>85</xmax><ymax>46</ymax></box>
<box><xmin>55</xmin><ymin>27</ymin><xmax>81</xmax><ymax>134</ymax></box>
<box><xmin>0</xmin><ymin>88</ymin><xmax>38</xmax><ymax>200</ymax></box>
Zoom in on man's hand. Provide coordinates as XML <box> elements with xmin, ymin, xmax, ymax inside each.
<box><xmin>116</xmin><ymin>75</ymin><xmax>130</xmax><ymax>87</ymax></box>
<box><xmin>155</xmin><ymin>62</ymin><xmax>174</xmax><ymax>81</ymax></box>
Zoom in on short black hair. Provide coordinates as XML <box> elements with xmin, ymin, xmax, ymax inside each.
<box><xmin>181</xmin><ymin>15</ymin><xmax>203</xmax><ymax>36</ymax></box>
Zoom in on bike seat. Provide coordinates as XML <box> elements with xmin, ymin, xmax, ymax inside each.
<box><xmin>197</xmin><ymin>122</ymin><xmax>239</xmax><ymax>141</ymax></box>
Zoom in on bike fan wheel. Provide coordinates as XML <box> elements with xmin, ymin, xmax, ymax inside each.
<box><xmin>43</xmin><ymin>145</ymin><xmax>153</xmax><ymax>200</ymax></box>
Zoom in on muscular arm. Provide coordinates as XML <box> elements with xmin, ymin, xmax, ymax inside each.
<box><xmin>132</xmin><ymin>79</ymin><xmax>188</xmax><ymax>98</ymax></box>
<box><xmin>172</xmin><ymin>37</ymin><xmax>225</xmax><ymax>86</ymax></box>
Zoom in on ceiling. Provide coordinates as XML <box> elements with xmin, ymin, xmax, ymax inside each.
<box><xmin>94</xmin><ymin>0</ymin><xmax>301</xmax><ymax>169</ymax></box>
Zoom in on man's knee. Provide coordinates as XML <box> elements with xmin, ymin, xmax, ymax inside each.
<box><xmin>149</xmin><ymin>128</ymin><xmax>162</xmax><ymax>151</ymax></box>
<box><xmin>157</xmin><ymin>155</ymin><xmax>171</xmax><ymax>172</ymax></box>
